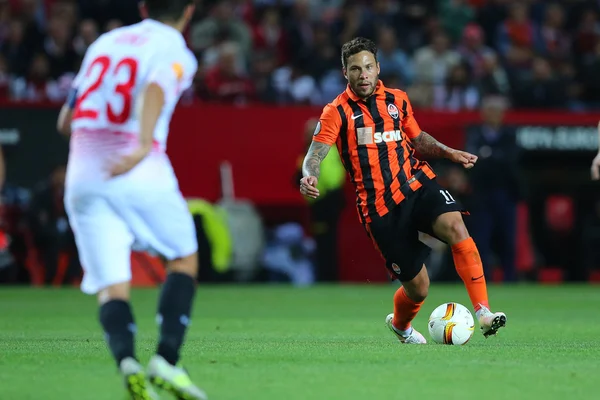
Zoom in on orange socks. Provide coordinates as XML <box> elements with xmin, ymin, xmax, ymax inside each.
<box><xmin>452</xmin><ymin>237</ymin><xmax>489</xmax><ymax>312</ymax></box>
<box><xmin>392</xmin><ymin>286</ymin><xmax>423</xmax><ymax>331</ymax></box>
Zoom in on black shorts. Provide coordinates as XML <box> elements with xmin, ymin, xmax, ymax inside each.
<box><xmin>365</xmin><ymin>177</ymin><xmax>466</xmax><ymax>282</ymax></box>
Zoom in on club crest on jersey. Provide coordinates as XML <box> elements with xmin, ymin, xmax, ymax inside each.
<box><xmin>392</xmin><ymin>263</ymin><xmax>401</xmax><ymax>274</ymax></box>
<box><xmin>172</xmin><ymin>62</ymin><xmax>184</xmax><ymax>82</ymax></box>
<box><xmin>387</xmin><ymin>104</ymin><xmax>399</xmax><ymax>119</ymax></box>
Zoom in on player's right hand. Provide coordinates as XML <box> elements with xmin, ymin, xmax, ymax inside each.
<box><xmin>300</xmin><ymin>176</ymin><xmax>320</xmax><ymax>199</ymax></box>
<box><xmin>108</xmin><ymin>147</ymin><xmax>150</xmax><ymax>178</ymax></box>
<box><xmin>591</xmin><ymin>153</ymin><xmax>600</xmax><ymax>180</ymax></box>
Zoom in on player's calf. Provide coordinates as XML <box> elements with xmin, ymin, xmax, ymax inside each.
<box><xmin>156</xmin><ymin>252</ymin><xmax>198</xmax><ymax>366</ymax></box>
<box><xmin>98</xmin><ymin>282</ymin><xmax>137</xmax><ymax>367</ymax></box>
<box><xmin>387</xmin><ymin>266</ymin><xmax>429</xmax><ymax>343</ymax></box>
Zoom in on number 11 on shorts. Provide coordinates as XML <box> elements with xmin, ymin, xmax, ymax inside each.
<box><xmin>440</xmin><ymin>190</ymin><xmax>456</xmax><ymax>204</ymax></box>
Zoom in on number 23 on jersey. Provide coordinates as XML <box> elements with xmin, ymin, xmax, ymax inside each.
<box><xmin>73</xmin><ymin>55</ymin><xmax>138</xmax><ymax>124</ymax></box>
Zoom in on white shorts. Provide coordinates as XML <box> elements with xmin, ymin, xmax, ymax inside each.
<box><xmin>65</xmin><ymin>182</ymin><xmax>198</xmax><ymax>295</ymax></box>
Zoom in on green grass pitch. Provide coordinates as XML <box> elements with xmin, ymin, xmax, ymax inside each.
<box><xmin>1</xmin><ymin>284</ymin><xmax>599</xmax><ymax>399</ymax></box>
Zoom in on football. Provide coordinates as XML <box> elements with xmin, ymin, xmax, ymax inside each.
<box><xmin>428</xmin><ymin>302</ymin><xmax>475</xmax><ymax>345</ymax></box>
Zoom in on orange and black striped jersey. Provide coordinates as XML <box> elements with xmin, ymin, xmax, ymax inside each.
<box><xmin>313</xmin><ymin>80</ymin><xmax>435</xmax><ymax>223</ymax></box>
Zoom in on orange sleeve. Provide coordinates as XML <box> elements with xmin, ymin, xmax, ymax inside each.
<box><xmin>401</xmin><ymin>95</ymin><xmax>422</xmax><ymax>139</ymax></box>
<box><xmin>312</xmin><ymin>104</ymin><xmax>342</xmax><ymax>146</ymax></box>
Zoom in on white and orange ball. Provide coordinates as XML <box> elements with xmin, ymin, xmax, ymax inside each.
<box><xmin>428</xmin><ymin>302</ymin><xmax>475</xmax><ymax>345</ymax></box>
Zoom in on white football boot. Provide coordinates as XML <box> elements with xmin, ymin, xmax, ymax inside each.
<box><xmin>385</xmin><ymin>313</ymin><xmax>427</xmax><ymax>344</ymax></box>
<box><xmin>476</xmin><ymin>305</ymin><xmax>507</xmax><ymax>338</ymax></box>
<box><xmin>147</xmin><ymin>355</ymin><xmax>208</xmax><ymax>400</ymax></box>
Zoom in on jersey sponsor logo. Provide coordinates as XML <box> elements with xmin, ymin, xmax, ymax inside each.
<box><xmin>374</xmin><ymin>129</ymin><xmax>402</xmax><ymax>143</ymax></box>
<box><xmin>357</xmin><ymin>128</ymin><xmax>402</xmax><ymax>145</ymax></box>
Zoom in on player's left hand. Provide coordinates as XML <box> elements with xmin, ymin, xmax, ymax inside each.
<box><xmin>109</xmin><ymin>148</ymin><xmax>149</xmax><ymax>177</ymax></box>
<box><xmin>448</xmin><ymin>149</ymin><xmax>478</xmax><ymax>169</ymax></box>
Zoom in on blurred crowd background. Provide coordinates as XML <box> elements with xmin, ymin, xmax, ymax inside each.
<box><xmin>1</xmin><ymin>0</ymin><xmax>600</xmax><ymax>288</ymax></box>
<box><xmin>2</xmin><ymin>0</ymin><xmax>600</xmax><ymax>110</ymax></box>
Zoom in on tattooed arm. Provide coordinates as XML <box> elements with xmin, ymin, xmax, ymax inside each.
<box><xmin>411</xmin><ymin>131</ymin><xmax>479</xmax><ymax>169</ymax></box>
<box><xmin>302</xmin><ymin>141</ymin><xmax>332</xmax><ymax>179</ymax></box>
<box><xmin>410</xmin><ymin>131</ymin><xmax>452</xmax><ymax>159</ymax></box>
<box><xmin>300</xmin><ymin>141</ymin><xmax>332</xmax><ymax>199</ymax></box>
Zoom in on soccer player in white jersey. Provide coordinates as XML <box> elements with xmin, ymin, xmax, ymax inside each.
<box><xmin>56</xmin><ymin>1</ymin><xmax>207</xmax><ymax>399</ymax></box>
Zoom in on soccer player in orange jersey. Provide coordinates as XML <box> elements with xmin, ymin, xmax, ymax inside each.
<box><xmin>300</xmin><ymin>37</ymin><xmax>506</xmax><ymax>344</ymax></box>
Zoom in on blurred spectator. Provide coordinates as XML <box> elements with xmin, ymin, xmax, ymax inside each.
<box><xmin>43</xmin><ymin>15</ymin><xmax>77</xmax><ymax>79</ymax></box>
<box><xmin>296</xmin><ymin>118</ymin><xmax>345</xmax><ymax>282</ymax></box>
<box><xmin>580</xmin><ymin>41</ymin><xmax>600</xmax><ymax>107</ymax></box>
<box><xmin>28</xmin><ymin>163</ymin><xmax>80</xmax><ymax>286</ymax></box>
<box><xmin>331</xmin><ymin>1</ymin><xmax>372</xmax><ymax>47</ymax></box>
<box><xmin>320</xmin><ymin>68</ymin><xmax>346</xmax><ymax>102</ymax></box>
<box><xmin>411</xmin><ymin>32</ymin><xmax>460</xmax><ymax>107</ymax></box>
<box><xmin>12</xmin><ymin>52</ymin><xmax>52</xmax><ymax>101</ymax></box>
<box><xmin>396</xmin><ymin>0</ymin><xmax>438</xmax><ymax>52</ymax></box>
<box><xmin>286</xmin><ymin>0</ymin><xmax>314</xmax><ymax>64</ymax></box>
<box><xmin>376</xmin><ymin>25</ymin><xmax>413</xmax><ymax>87</ymax></box>
<box><xmin>477</xmin><ymin>0</ymin><xmax>509</xmax><ymax>49</ymax></box>
<box><xmin>0</xmin><ymin>53</ymin><xmax>10</xmax><ymax>98</ymax></box>
<box><xmin>251</xmin><ymin>6</ymin><xmax>288</xmax><ymax>66</ymax></box>
<box><xmin>536</xmin><ymin>2</ymin><xmax>570</xmax><ymax>62</ymax></box>
<box><xmin>73</xmin><ymin>19</ymin><xmax>99</xmax><ymax>58</ymax></box>
<box><xmin>304</xmin><ymin>0</ymin><xmax>344</xmax><ymax>24</ymax></box>
<box><xmin>250</xmin><ymin>50</ymin><xmax>278</xmax><ymax>103</ymax></box>
<box><xmin>204</xmin><ymin>41</ymin><xmax>254</xmax><ymax>104</ymax></box>
<box><xmin>439</xmin><ymin>0</ymin><xmax>475</xmax><ymax>43</ymax></box>
<box><xmin>105</xmin><ymin>19</ymin><xmax>123</xmax><ymax>32</ymax></box>
<box><xmin>191</xmin><ymin>0</ymin><xmax>252</xmax><ymax>60</ymax></box>
<box><xmin>477</xmin><ymin>52</ymin><xmax>511</xmax><ymax>97</ymax></box>
<box><xmin>366</xmin><ymin>0</ymin><xmax>398</xmax><ymax>35</ymax></box>
<box><xmin>433</xmin><ymin>61</ymin><xmax>479</xmax><ymax>111</ymax></box>
<box><xmin>78</xmin><ymin>0</ymin><xmax>139</xmax><ymax>30</ymax></box>
<box><xmin>457</xmin><ymin>23</ymin><xmax>495</xmax><ymax>80</ymax></box>
<box><xmin>465</xmin><ymin>96</ymin><xmax>522</xmax><ymax>282</ymax></box>
<box><xmin>1</xmin><ymin>19</ymin><xmax>30</xmax><ymax>76</ymax></box>
<box><xmin>0</xmin><ymin>1</ymin><xmax>10</xmax><ymax>43</ymax></box>
<box><xmin>272</xmin><ymin>57</ymin><xmax>321</xmax><ymax>105</ymax></box>
<box><xmin>573</xmin><ymin>8</ymin><xmax>600</xmax><ymax>59</ymax></box>
<box><xmin>496</xmin><ymin>3</ymin><xmax>536</xmax><ymax>57</ymax></box>
<box><xmin>413</xmin><ymin>32</ymin><xmax>460</xmax><ymax>86</ymax></box>
<box><xmin>513</xmin><ymin>56</ymin><xmax>567</xmax><ymax>109</ymax></box>
<box><xmin>304</xmin><ymin>23</ymin><xmax>338</xmax><ymax>81</ymax></box>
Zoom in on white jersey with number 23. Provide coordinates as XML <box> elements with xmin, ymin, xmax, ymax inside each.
<box><xmin>67</xmin><ymin>19</ymin><xmax>197</xmax><ymax>189</ymax></box>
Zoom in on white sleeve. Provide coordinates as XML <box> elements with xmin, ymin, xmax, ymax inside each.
<box><xmin>72</xmin><ymin>42</ymin><xmax>98</xmax><ymax>90</ymax></box>
<box><xmin>146</xmin><ymin>51</ymin><xmax>196</xmax><ymax>101</ymax></box>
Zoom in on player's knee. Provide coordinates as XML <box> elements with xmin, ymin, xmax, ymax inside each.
<box><xmin>436</xmin><ymin>213</ymin><xmax>469</xmax><ymax>245</ymax></box>
<box><xmin>167</xmin><ymin>252</ymin><xmax>199</xmax><ymax>278</ymax></box>
<box><xmin>97</xmin><ymin>282</ymin><xmax>130</xmax><ymax>305</ymax></box>
<box><xmin>448</xmin><ymin>220</ymin><xmax>469</xmax><ymax>242</ymax></box>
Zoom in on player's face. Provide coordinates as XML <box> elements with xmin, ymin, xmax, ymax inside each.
<box><xmin>344</xmin><ymin>51</ymin><xmax>380</xmax><ymax>99</ymax></box>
